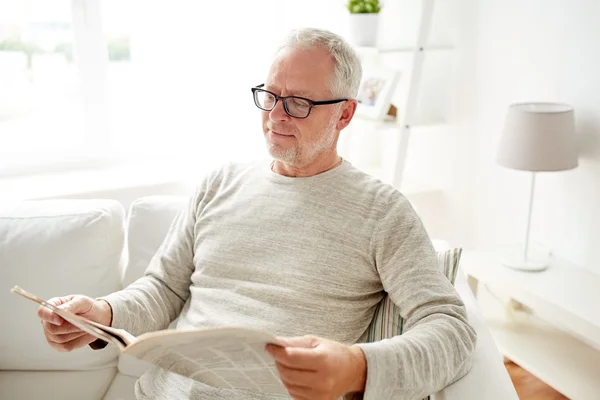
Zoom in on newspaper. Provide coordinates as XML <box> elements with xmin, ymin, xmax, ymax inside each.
<box><xmin>11</xmin><ymin>286</ymin><xmax>287</xmax><ymax>395</ymax></box>
<box><xmin>128</xmin><ymin>328</ymin><xmax>286</xmax><ymax>394</ymax></box>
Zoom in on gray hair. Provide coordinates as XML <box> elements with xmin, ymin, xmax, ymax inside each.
<box><xmin>275</xmin><ymin>28</ymin><xmax>363</xmax><ymax>99</ymax></box>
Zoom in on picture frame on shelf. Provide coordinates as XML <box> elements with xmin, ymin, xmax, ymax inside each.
<box><xmin>355</xmin><ymin>66</ymin><xmax>401</xmax><ymax>121</ymax></box>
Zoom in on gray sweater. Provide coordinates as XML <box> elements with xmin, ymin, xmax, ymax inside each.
<box><xmin>102</xmin><ymin>159</ymin><xmax>476</xmax><ymax>400</ymax></box>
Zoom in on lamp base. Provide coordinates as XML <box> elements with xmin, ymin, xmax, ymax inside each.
<box><xmin>500</xmin><ymin>241</ymin><xmax>551</xmax><ymax>272</ymax></box>
<box><xmin>501</xmin><ymin>258</ymin><xmax>549</xmax><ymax>272</ymax></box>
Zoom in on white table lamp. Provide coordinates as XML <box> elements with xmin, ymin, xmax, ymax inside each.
<box><xmin>496</xmin><ymin>102</ymin><xmax>578</xmax><ymax>271</ymax></box>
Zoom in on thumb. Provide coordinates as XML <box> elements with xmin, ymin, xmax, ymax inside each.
<box><xmin>277</xmin><ymin>335</ymin><xmax>320</xmax><ymax>348</ymax></box>
<box><xmin>58</xmin><ymin>295</ymin><xmax>92</xmax><ymax>315</ymax></box>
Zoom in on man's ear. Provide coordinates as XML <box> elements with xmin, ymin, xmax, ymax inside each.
<box><xmin>336</xmin><ymin>99</ymin><xmax>358</xmax><ymax>131</ymax></box>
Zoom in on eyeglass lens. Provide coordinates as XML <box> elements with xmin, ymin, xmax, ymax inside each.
<box><xmin>255</xmin><ymin>90</ymin><xmax>311</xmax><ymax>118</ymax></box>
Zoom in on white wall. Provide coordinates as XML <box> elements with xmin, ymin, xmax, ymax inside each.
<box><xmin>462</xmin><ymin>0</ymin><xmax>600</xmax><ymax>275</ymax></box>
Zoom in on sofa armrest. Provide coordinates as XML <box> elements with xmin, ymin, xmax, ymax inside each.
<box><xmin>432</xmin><ymin>272</ymin><xmax>518</xmax><ymax>400</ymax></box>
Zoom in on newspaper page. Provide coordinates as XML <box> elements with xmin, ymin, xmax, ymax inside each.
<box><xmin>124</xmin><ymin>327</ymin><xmax>287</xmax><ymax>395</ymax></box>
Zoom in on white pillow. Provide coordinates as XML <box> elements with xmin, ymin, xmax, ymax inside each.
<box><xmin>0</xmin><ymin>199</ymin><xmax>125</xmax><ymax>370</ymax></box>
<box><xmin>117</xmin><ymin>195</ymin><xmax>187</xmax><ymax>378</ymax></box>
<box><xmin>123</xmin><ymin>195</ymin><xmax>187</xmax><ymax>287</ymax></box>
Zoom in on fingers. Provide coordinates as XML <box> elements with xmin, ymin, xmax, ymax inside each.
<box><xmin>38</xmin><ymin>296</ymin><xmax>73</xmax><ymax>326</ymax></box>
<box><xmin>277</xmin><ymin>362</ymin><xmax>337</xmax><ymax>400</ymax></box>
<box><xmin>42</xmin><ymin>320</ymin><xmax>82</xmax><ymax>335</ymax></box>
<box><xmin>58</xmin><ymin>295</ymin><xmax>93</xmax><ymax>315</ymax></box>
<box><xmin>37</xmin><ymin>295</ymin><xmax>99</xmax><ymax>352</ymax></box>
<box><xmin>275</xmin><ymin>362</ymin><xmax>316</xmax><ymax>388</ymax></box>
<box><xmin>38</xmin><ymin>295</ymin><xmax>94</xmax><ymax>327</ymax></box>
<box><xmin>38</xmin><ymin>295</ymin><xmax>94</xmax><ymax>352</ymax></box>
<box><xmin>44</xmin><ymin>329</ymin><xmax>95</xmax><ymax>352</ymax></box>
<box><xmin>41</xmin><ymin>319</ymin><xmax>89</xmax><ymax>350</ymax></box>
<box><xmin>55</xmin><ymin>333</ymin><xmax>95</xmax><ymax>352</ymax></box>
<box><xmin>269</xmin><ymin>335</ymin><xmax>321</xmax><ymax>370</ymax></box>
<box><xmin>267</xmin><ymin>344</ymin><xmax>320</xmax><ymax>371</ymax></box>
<box><xmin>277</xmin><ymin>335</ymin><xmax>319</xmax><ymax>348</ymax></box>
<box><xmin>44</xmin><ymin>328</ymin><xmax>88</xmax><ymax>345</ymax></box>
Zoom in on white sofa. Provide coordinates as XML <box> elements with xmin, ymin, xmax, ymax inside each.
<box><xmin>0</xmin><ymin>196</ymin><xmax>518</xmax><ymax>400</ymax></box>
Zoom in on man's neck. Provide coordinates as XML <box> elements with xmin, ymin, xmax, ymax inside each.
<box><xmin>272</xmin><ymin>153</ymin><xmax>343</xmax><ymax>178</ymax></box>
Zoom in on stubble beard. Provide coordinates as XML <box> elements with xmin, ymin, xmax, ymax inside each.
<box><xmin>265</xmin><ymin>117</ymin><xmax>338</xmax><ymax>167</ymax></box>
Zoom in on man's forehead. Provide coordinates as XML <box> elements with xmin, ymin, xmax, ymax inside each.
<box><xmin>264</xmin><ymin>82</ymin><xmax>316</xmax><ymax>97</ymax></box>
<box><xmin>265</xmin><ymin>71</ymin><xmax>330</xmax><ymax>98</ymax></box>
<box><xmin>264</xmin><ymin>46</ymin><xmax>334</xmax><ymax>96</ymax></box>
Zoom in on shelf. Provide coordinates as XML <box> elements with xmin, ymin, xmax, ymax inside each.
<box><xmin>477</xmin><ymin>286</ymin><xmax>600</xmax><ymax>400</ymax></box>
<box><xmin>354</xmin><ymin>114</ymin><xmax>447</xmax><ymax>129</ymax></box>
<box><xmin>381</xmin><ymin>116</ymin><xmax>447</xmax><ymax>129</ymax></box>
<box><xmin>461</xmin><ymin>250</ymin><xmax>600</xmax><ymax>349</ymax></box>
<box><xmin>354</xmin><ymin>44</ymin><xmax>454</xmax><ymax>55</ymax></box>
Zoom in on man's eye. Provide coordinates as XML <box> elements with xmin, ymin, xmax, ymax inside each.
<box><xmin>263</xmin><ymin>94</ymin><xmax>275</xmax><ymax>106</ymax></box>
<box><xmin>292</xmin><ymin>99</ymin><xmax>309</xmax><ymax>109</ymax></box>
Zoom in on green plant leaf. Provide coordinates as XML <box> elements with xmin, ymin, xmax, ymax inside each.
<box><xmin>346</xmin><ymin>0</ymin><xmax>381</xmax><ymax>13</ymax></box>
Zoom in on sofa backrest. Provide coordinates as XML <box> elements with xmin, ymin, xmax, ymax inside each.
<box><xmin>0</xmin><ymin>199</ymin><xmax>126</xmax><ymax>371</ymax></box>
<box><xmin>123</xmin><ymin>196</ymin><xmax>188</xmax><ymax>287</ymax></box>
<box><xmin>113</xmin><ymin>196</ymin><xmax>188</xmax><ymax>378</ymax></box>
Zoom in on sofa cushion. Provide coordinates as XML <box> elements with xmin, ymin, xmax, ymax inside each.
<box><xmin>123</xmin><ymin>195</ymin><xmax>187</xmax><ymax>286</ymax></box>
<box><xmin>0</xmin><ymin>367</ymin><xmax>117</xmax><ymax>400</ymax></box>
<box><xmin>0</xmin><ymin>199</ymin><xmax>126</xmax><ymax>370</ymax></box>
<box><xmin>118</xmin><ymin>196</ymin><xmax>187</xmax><ymax>378</ymax></box>
<box><xmin>102</xmin><ymin>372</ymin><xmax>138</xmax><ymax>400</ymax></box>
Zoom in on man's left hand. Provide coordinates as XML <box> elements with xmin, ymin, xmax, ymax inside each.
<box><xmin>265</xmin><ymin>335</ymin><xmax>367</xmax><ymax>400</ymax></box>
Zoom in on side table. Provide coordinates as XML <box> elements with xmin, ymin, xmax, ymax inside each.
<box><xmin>460</xmin><ymin>249</ymin><xmax>600</xmax><ymax>400</ymax></box>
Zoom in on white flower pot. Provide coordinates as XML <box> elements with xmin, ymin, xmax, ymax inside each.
<box><xmin>348</xmin><ymin>13</ymin><xmax>379</xmax><ymax>47</ymax></box>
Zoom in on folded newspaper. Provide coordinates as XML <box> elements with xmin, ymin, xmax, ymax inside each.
<box><xmin>11</xmin><ymin>286</ymin><xmax>287</xmax><ymax>395</ymax></box>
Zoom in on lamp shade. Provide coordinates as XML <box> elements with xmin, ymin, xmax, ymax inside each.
<box><xmin>496</xmin><ymin>102</ymin><xmax>579</xmax><ymax>172</ymax></box>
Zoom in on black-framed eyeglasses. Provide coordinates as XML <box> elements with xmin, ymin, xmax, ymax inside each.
<box><xmin>251</xmin><ymin>84</ymin><xmax>348</xmax><ymax>119</ymax></box>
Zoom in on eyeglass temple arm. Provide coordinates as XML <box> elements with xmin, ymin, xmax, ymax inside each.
<box><xmin>312</xmin><ymin>98</ymin><xmax>349</xmax><ymax>105</ymax></box>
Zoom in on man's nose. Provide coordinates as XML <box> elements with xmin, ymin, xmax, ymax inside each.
<box><xmin>269</xmin><ymin>99</ymin><xmax>290</xmax><ymax>122</ymax></box>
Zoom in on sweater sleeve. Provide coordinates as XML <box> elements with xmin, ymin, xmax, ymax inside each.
<box><xmin>98</xmin><ymin>184</ymin><xmax>204</xmax><ymax>337</ymax></box>
<box><xmin>355</xmin><ymin>195</ymin><xmax>477</xmax><ymax>400</ymax></box>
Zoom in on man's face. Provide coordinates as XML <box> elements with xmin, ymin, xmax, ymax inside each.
<box><xmin>261</xmin><ymin>46</ymin><xmax>344</xmax><ymax>167</ymax></box>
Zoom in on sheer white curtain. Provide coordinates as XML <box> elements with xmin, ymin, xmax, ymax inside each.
<box><xmin>108</xmin><ymin>0</ymin><xmax>349</xmax><ymax>168</ymax></box>
<box><xmin>0</xmin><ymin>0</ymin><xmax>350</xmax><ymax>173</ymax></box>
<box><xmin>0</xmin><ymin>0</ymin><xmax>84</xmax><ymax>172</ymax></box>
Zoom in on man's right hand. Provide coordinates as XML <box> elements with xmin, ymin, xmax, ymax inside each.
<box><xmin>37</xmin><ymin>295</ymin><xmax>112</xmax><ymax>352</ymax></box>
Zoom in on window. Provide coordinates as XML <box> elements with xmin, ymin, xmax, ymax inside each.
<box><xmin>0</xmin><ymin>0</ymin><xmax>348</xmax><ymax>174</ymax></box>
<box><xmin>0</xmin><ymin>0</ymin><xmax>84</xmax><ymax>172</ymax></box>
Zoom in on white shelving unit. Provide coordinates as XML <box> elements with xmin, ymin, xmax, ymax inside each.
<box><xmin>343</xmin><ymin>0</ymin><xmax>455</xmax><ymax>199</ymax></box>
<box><xmin>461</xmin><ymin>250</ymin><xmax>600</xmax><ymax>400</ymax></box>
<box><xmin>354</xmin><ymin>44</ymin><xmax>454</xmax><ymax>55</ymax></box>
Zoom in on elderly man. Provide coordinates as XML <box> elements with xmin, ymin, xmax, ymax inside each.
<box><xmin>38</xmin><ymin>28</ymin><xmax>476</xmax><ymax>400</ymax></box>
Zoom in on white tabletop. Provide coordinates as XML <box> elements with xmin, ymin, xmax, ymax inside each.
<box><xmin>460</xmin><ymin>250</ymin><xmax>600</xmax><ymax>333</ymax></box>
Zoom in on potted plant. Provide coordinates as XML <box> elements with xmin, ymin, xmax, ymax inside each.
<box><xmin>346</xmin><ymin>0</ymin><xmax>382</xmax><ymax>47</ymax></box>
